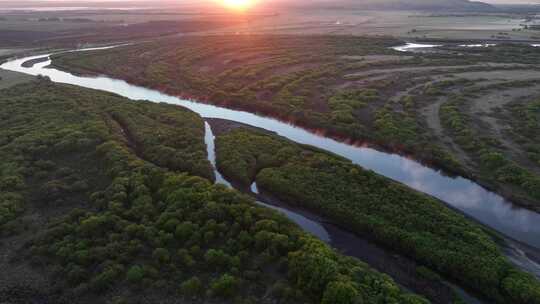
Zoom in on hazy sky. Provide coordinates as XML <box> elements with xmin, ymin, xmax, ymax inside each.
<box><xmin>1</xmin><ymin>0</ymin><xmax>539</xmax><ymax>4</ymax></box>
<box><xmin>484</xmin><ymin>0</ymin><xmax>539</xmax><ymax>3</ymax></box>
<box><xmin>1</xmin><ymin>0</ymin><xmax>538</xmax><ymax>2</ymax></box>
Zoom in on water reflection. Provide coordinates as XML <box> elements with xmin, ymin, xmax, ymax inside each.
<box><xmin>250</xmin><ymin>182</ymin><xmax>260</xmax><ymax>194</ymax></box>
<box><xmin>392</xmin><ymin>42</ymin><xmax>442</xmax><ymax>52</ymax></box>
<box><xmin>393</xmin><ymin>42</ymin><xmax>538</xmax><ymax>52</ymax></box>
<box><xmin>204</xmin><ymin>122</ymin><xmax>232</xmax><ymax>188</ymax></box>
<box><xmin>2</xmin><ymin>49</ymin><xmax>540</xmax><ymax>249</ymax></box>
<box><xmin>459</xmin><ymin>44</ymin><xmax>496</xmax><ymax>48</ymax></box>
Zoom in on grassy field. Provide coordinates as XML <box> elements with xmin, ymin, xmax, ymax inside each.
<box><xmin>0</xmin><ymin>70</ymin><xmax>33</xmax><ymax>89</ymax></box>
<box><xmin>51</xmin><ymin>34</ymin><xmax>540</xmax><ymax>212</ymax></box>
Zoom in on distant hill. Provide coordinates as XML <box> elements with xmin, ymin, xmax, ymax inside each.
<box><xmin>289</xmin><ymin>0</ymin><xmax>496</xmax><ymax>12</ymax></box>
<box><xmin>355</xmin><ymin>0</ymin><xmax>495</xmax><ymax>11</ymax></box>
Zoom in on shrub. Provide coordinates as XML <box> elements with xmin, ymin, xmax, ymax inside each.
<box><xmin>209</xmin><ymin>274</ymin><xmax>239</xmax><ymax>298</ymax></box>
<box><xmin>321</xmin><ymin>281</ymin><xmax>360</xmax><ymax>304</ymax></box>
<box><xmin>180</xmin><ymin>276</ymin><xmax>203</xmax><ymax>297</ymax></box>
<box><xmin>152</xmin><ymin>248</ymin><xmax>170</xmax><ymax>264</ymax></box>
<box><xmin>126</xmin><ymin>265</ymin><xmax>144</xmax><ymax>283</ymax></box>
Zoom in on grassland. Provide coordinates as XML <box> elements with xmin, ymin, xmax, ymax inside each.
<box><xmin>51</xmin><ymin>34</ymin><xmax>540</xmax><ymax>212</ymax></box>
<box><xmin>0</xmin><ymin>79</ymin><xmax>429</xmax><ymax>304</ymax></box>
<box><xmin>0</xmin><ymin>70</ymin><xmax>33</xmax><ymax>89</ymax></box>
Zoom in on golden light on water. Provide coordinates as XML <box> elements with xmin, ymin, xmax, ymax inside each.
<box><xmin>221</xmin><ymin>0</ymin><xmax>255</xmax><ymax>11</ymax></box>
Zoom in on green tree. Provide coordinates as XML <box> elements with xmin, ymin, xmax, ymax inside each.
<box><xmin>126</xmin><ymin>265</ymin><xmax>144</xmax><ymax>283</ymax></box>
<box><xmin>152</xmin><ymin>248</ymin><xmax>170</xmax><ymax>264</ymax></box>
<box><xmin>181</xmin><ymin>276</ymin><xmax>203</xmax><ymax>297</ymax></box>
<box><xmin>322</xmin><ymin>281</ymin><xmax>360</xmax><ymax>304</ymax></box>
<box><xmin>210</xmin><ymin>274</ymin><xmax>238</xmax><ymax>298</ymax></box>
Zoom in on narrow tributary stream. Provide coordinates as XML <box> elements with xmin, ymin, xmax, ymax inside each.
<box><xmin>203</xmin><ymin>121</ymin><xmax>482</xmax><ymax>304</ymax></box>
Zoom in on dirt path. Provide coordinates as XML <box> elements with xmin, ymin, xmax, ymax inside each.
<box><xmin>420</xmin><ymin>80</ymin><xmax>540</xmax><ymax>172</ymax></box>
<box><xmin>421</xmin><ymin>93</ymin><xmax>473</xmax><ymax>166</ymax></box>
<box><xmin>468</xmin><ymin>84</ymin><xmax>540</xmax><ymax>172</ymax></box>
<box><xmin>344</xmin><ymin>63</ymin><xmax>535</xmax><ymax>79</ymax></box>
<box><xmin>470</xmin><ymin>85</ymin><xmax>540</xmax><ymax>115</ymax></box>
<box><xmin>416</xmin><ymin>78</ymin><xmax>515</xmax><ymax>166</ymax></box>
<box><xmin>451</xmin><ymin>70</ymin><xmax>540</xmax><ymax>82</ymax></box>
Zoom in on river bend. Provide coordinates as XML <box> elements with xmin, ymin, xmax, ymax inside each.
<box><xmin>2</xmin><ymin>48</ymin><xmax>540</xmax><ymax>251</ymax></box>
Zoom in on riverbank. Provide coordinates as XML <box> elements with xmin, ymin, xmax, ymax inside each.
<box><xmin>205</xmin><ymin>118</ymin><xmax>467</xmax><ymax>304</ymax></box>
<box><xmin>208</xmin><ymin>117</ymin><xmax>540</xmax><ymax>275</ymax></box>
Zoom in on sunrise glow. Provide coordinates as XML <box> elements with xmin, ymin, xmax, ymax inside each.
<box><xmin>221</xmin><ymin>0</ymin><xmax>254</xmax><ymax>11</ymax></box>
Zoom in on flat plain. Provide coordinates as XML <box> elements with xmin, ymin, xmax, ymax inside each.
<box><xmin>2</xmin><ymin>3</ymin><xmax>540</xmax><ymax>304</ymax></box>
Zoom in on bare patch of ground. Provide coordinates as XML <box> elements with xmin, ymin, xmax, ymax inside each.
<box><xmin>341</xmin><ymin>54</ymin><xmax>413</xmax><ymax>63</ymax></box>
<box><xmin>468</xmin><ymin>85</ymin><xmax>540</xmax><ymax>171</ymax></box>
<box><xmin>344</xmin><ymin>63</ymin><xmax>536</xmax><ymax>79</ymax></box>
<box><xmin>471</xmin><ymin>86</ymin><xmax>540</xmax><ymax>117</ymax></box>
<box><xmin>450</xmin><ymin>69</ymin><xmax>540</xmax><ymax>82</ymax></box>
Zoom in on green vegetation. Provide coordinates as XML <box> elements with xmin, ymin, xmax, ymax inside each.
<box><xmin>0</xmin><ymin>77</ymin><xmax>211</xmax><ymax>234</ymax></box>
<box><xmin>215</xmin><ymin>127</ymin><xmax>540</xmax><ymax>304</ymax></box>
<box><xmin>34</xmin><ymin>170</ymin><xmax>425</xmax><ymax>303</ymax></box>
<box><xmin>1</xmin><ymin>80</ymin><xmax>427</xmax><ymax>303</ymax></box>
<box><xmin>51</xmin><ymin>35</ymin><xmax>470</xmax><ymax>175</ymax></box>
<box><xmin>52</xmin><ymin>36</ymin><xmax>540</xmax><ymax>211</ymax></box>
<box><xmin>0</xmin><ymin>70</ymin><xmax>34</xmax><ymax>90</ymax></box>
<box><xmin>51</xmin><ymin>36</ymin><xmax>399</xmax><ymax>139</ymax></box>
<box><xmin>507</xmin><ymin>98</ymin><xmax>540</xmax><ymax>166</ymax></box>
<box><xmin>440</xmin><ymin>93</ymin><xmax>540</xmax><ymax>208</ymax></box>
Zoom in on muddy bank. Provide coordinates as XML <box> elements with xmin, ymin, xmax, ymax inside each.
<box><xmin>21</xmin><ymin>57</ymin><xmax>49</xmax><ymax>68</ymax></box>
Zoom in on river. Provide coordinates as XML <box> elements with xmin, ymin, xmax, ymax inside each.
<box><xmin>2</xmin><ymin>49</ymin><xmax>540</xmax><ymax>251</ymax></box>
<box><xmin>4</xmin><ymin>46</ymin><xmax>540</xmax><ymax>302</ymax></box>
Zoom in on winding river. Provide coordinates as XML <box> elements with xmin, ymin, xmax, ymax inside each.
<box><xmin>3</xmin><ymin>45</ymin><xmax>540</xmax><ymax>302</ymax></box>
<box><xmin>2</xmin><ymin>49</ymin><xmax>540</xmax><ymax>251</ymax></box>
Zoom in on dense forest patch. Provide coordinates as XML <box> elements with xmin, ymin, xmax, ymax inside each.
<box><xmin>215</xmin><ymin>127</ymin><xmax>540</xmax><ymax>304</ymax></box>
<box><xmin>0</xmin><ymin>80</ymin><xmax>427</xmax><ymax>304</ymax></box>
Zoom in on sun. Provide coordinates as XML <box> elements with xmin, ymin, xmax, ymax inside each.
<box><xmin>222</xmin><ymin>0</ymin><xmax>254</xmax><ymax>11</ymax></box>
